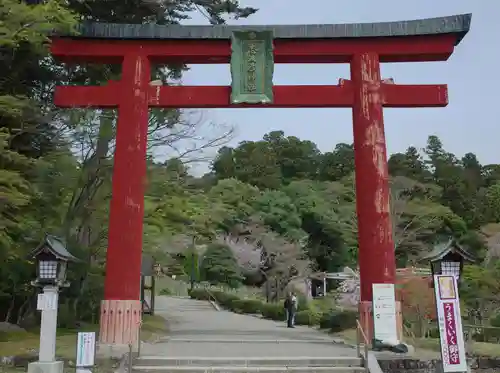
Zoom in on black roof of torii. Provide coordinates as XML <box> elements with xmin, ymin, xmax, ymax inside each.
<box><xmin>59</xmin><ymin>14</ymin><xmax>471</xmax><ymax>46</ymax></box>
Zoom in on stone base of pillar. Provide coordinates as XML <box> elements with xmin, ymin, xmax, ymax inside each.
<box><xmin>99</xmin><ymin>299</ymin><xmax>141</xmax><ymax>345</ymax></box>
<box><xmin>97</xmin><ymin>343</ymin><xmax>137</xmax><ymax>359</ymax></box>
<box><xmin>359</xmin><ymin>300</ymin><xmax>403</xmax><ymax>344</ymax></box>
<box><xmin>28</xmin><ymin>361</ymin><xmax>63</xmax><ymax>373</ymax></box>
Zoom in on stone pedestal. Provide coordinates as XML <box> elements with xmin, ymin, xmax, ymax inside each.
<box><xmin>97</xmin><ymin>343</ymin><xmax>137</xmax><ymax>359</ymax></box>
<box><xmin>28</xmin><ymin>361</ymin><xmax>63</xmax><ymax>373</ymax></box>
<box><xmin>99</xmin><ymin>299</ymin><xmax>141</xmax><ymax>345</ymax></box>
<box><xmin>359</xmin><ymin>301</ymin><xmax>403</xmax><ymax>344</ymax></box>
<box><xmin>38</xmin><ymin>286</ymin><xmax>59</xmax><ymax>362</ymax></box>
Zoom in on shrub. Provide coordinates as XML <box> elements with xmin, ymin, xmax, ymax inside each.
<box><xmin>296</xmin><ymin>293</ymin><xmax>310</xmax><ymax>312</ymax></box>
<box><xmin>490</xmin><ymin>313</ymin><xmax>500</xmax><ymax>327</ymax></box>
<box><xmin>295</xmin><ymin>310</ymin><xmax>322</xmax><ymax>326</ymax></box>
<box><xmin>319</xmin><ymin>309</ymin><xmax>357</xmax><ymax>332</ymax></box>
<box><xmin>212</xmin><ymin>291</ymin><xmax>240</xmax><ymax>308</ymax></box>
<box><xmin>261</xmin><ymin>303</ymin><xmax>285</xmax><ymax>321</ymax></box>
<box><xmin>471</xmin><ymin>326</ymin><xmax>500</xmax><ymax>343</ymax></box>
<box><xmin>188</xmin><ymin>288</ymin><xmax>211</xmax><ymax>300</ymax></box>
<box><xmin>230</xmin><ymin>299</ymin><xmax>263</xmax><ymax>314</ymax></box>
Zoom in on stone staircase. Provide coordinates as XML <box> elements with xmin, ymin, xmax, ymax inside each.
<box><xmin>137</xmin><ymin>297</ymin><xmax>366</xmax><ymax>373</ymax></box>
<box><xmin>132</xmin><ymin>356</ymin><xmax>366</xmax><ymax>373</ymax></box>
<box><xmin>156</xmin><ymin>299</ymin><xmax>215</xmax><ymax>312</ymax></box>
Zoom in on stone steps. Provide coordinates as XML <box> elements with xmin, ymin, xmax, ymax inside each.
<box><xmin>133</xmin><ymin>357</ymin><xmax>365</xmax><ymax>373</ymax></box>
<box><xmin>132</xmin><ymin>367</ymin><xmax>366</xmax><ymax>373</ymax></box>
<box><xmin>138</xmin><ymin>341</ymin><xmax>356</xmax><ymax>358</ymax></box>
<box><xmin>135</xmin><ymin>357</ymin><xmax>362</xmax><ymax>367</ymax></box>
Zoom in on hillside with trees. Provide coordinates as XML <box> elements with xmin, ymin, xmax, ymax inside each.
<box><xmin>2</xmin><ymin>0</ymin><xmax>500</xmax><ymax>339</ymax></box>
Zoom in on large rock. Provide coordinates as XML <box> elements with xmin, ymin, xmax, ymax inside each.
<box><xmin>0</xmin><ymin>322</ymin><xmax>25</xmax><ymax>333</ymax></box>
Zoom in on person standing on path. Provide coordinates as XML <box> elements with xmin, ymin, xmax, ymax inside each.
<box><xmin>284</xmin><ymin>292</ymin><xmax>297</xmax><ymax>328</ymax></box>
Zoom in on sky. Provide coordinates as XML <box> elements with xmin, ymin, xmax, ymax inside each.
<box><xmin>177</xmin><ymin>0</ymin><xmax>498</xmax><ymax>174</ymax></box>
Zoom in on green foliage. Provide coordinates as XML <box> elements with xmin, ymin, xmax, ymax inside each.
<box><xmin>188</xmin><ymin>288</ymin><xmax>241</xmax><ymax>309</ymax></box>
<box><xmin>212</xmin><ymin>291</ymin><xmax>240</xmax><ymax>308</ymax></box>
<box><xmin>253</xmin><ymin>190</ymin><xmax>305</xmax><ymax>241</ymax></box>
<box><xmin>183</xmin><ymin>248</ymin><xmax>200</xmax><ymax>283</ymax></box>
<box><xmin>0</xmin><ymin>0</ymin><xmax>76</xmax><ymax>49</ymax></box>
<box><xmin>489</xmin><ymin>313</ymin><xmax>500</xmax><ymax>328</ymax></box>
<box><xmin>318</xmin><ymin>310</ymin><xmax>358</xmax><ymax>332</ymax></box>
<box><xmin>295</xmin><ymin>310</ymin><xmax>322</xmax><ymax>326</ymax></box>
<box><xmin>260</xmin><ymin>303</ymin><xmax>285</xmax><ymax>321</ymax></box>
<box><xmin>200</xmin><ymin>243</ymin><xmax>243</xmax><ymax>288</ymax></box>
<box><xmin>230</xmin><ymin>299</ymin><xmax>262</xmax><ymax>314</ymax></box>
<box><xmin>188</xmin><ymin>288</ymin><xmax>212</xmax><ymax>301</ymax></box>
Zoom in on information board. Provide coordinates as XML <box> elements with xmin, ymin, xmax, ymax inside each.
<box><xmin>36</xmin><ymin>292</ymin><xmax>58</xmax><ymax>311</ymax></box>
<box><xmin>372</xmin><ymin>283</ymin><xmax>398</xmax><ymax>343</ymax></box>
<box><xmin>76</xmin><ymin>332</ymin><xmax>96</xmax><ymax>368</ymax></box>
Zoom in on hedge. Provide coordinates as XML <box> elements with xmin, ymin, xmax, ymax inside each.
<box><xmin>260</xmin><ymin>303</ymin><xmax>285</xmax><ymax>321</ymax></box>
<box><xmin>318</xmin><ymin>309</ymin><xmax>358</xmax><ymax>332</ymax></box>
<box><xmin>231</xmin><ymin>299</ymin><xmax>263</xmax><ymax>314</ymax></box>
<box><xmin>189</xmin><ymin>287</ymin><xmax>357</xmax><ymax>332</ymax></box>
<box><xmin>295</xmin><ymin>310</ymin><xmax>322</xmax><ymax>326</ymax></box>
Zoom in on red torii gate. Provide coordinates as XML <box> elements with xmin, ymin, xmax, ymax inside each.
<box><xmin>51</xmin><ymin>14</ymin><xmax>470</xmax><ymax>346</ymax></box>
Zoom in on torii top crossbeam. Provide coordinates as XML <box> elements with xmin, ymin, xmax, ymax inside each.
<box><xmin>54</xmin><ymin>13</ymin><xmax>470</xmax><ymax>63</ymax></box>
<box><xmin>52</xmin><ymin>14</ymin><xmax>470</xmax><ymax>109</ymax></box>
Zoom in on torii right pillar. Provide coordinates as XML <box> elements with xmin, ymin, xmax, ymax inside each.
<box><xmin>350</xmin><ymin>52</ymin><xmax>405</xmax><ymax>342</ymax></box>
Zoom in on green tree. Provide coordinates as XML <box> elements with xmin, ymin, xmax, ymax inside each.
<box><xmin>253</xmin><ymin>190</ymin><xmax>305</xmax><ymax>241</ymax></box>
<box><xmin>318</xmin><ymin>143</ymin><xmax>355</xmax><ymax>181</ymax></box>
<box><xmin>388</xmin><ymin>146</ymin><xmax>431</xmax><ymax>182</ymax></box>
<box><xmin>200</xmin><ymin>243</ymin><xmax>243</xmax><ymax>288</ymax></box>
<box><xmin>212</xmin><ymin>131</ymin><xmax>321</xmax><ymax>189</ymax></box>
<box><xmin>284</xmin><ymin>179</ymin><xmax>355</xmax><ymax>271</ymax></box>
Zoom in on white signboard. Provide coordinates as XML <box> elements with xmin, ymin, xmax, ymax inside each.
<box><xmin>36</xmin><ymin>292</ymin><xmax>58</xmax><ymax>311</ymax></box>
<box><xmin>76</xmin><ymin>332</ymin><xmax>96</xmax><ymax>368</ymax></box>
<box><xmin>434</xmin><ymin>275</ymin><xmax>467</xmax><ymax>373</ymax></box>
<box><xmin>372</xmin><ymin>283</ymin><xmax>398</xmax><ymax>343</ymax></box>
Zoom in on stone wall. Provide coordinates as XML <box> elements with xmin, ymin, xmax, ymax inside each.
<box><xmin>378</xmin><ymin>357</ymin><xmax>500</xmax><ymax>373</ymax></box>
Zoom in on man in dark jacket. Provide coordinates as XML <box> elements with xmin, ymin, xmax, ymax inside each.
<box><xmin>283</xmin><ymin>292</ymin><xmax>297</xmax><ymax>328</ymax></box>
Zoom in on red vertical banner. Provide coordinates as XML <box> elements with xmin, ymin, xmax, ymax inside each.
<box><xmin>434</xmin><ymin>275</ymin><xmax>467</xmax><ymax>372</ymax></box>
<box><xmin>443</xmin><ymin>302</ymin><xmax>461</xmax><ymax>365</ymax></box>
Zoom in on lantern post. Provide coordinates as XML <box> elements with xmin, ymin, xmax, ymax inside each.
<box><xmin>28</xmin><ymin>234</ymin><xmax>80</xmax><ymax>373</ymax></box>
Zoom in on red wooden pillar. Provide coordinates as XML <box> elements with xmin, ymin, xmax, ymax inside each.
<box><xmin>350</xmin><ymin>52</ymin><xmax>400</xmax><ymax>341</ymax></box>
<box><xmin>99</xmin><ymin>51</ymin><xmax>150</xmax><ymax>345</ymax></box>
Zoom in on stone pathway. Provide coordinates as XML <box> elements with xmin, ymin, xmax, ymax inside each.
<box><xmin>139</xmin><ymin>296</ymin><xmax>357</xmax><ymax>358</ymax></box>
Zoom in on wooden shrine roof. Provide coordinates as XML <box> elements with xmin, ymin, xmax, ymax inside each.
<box><xmin>61</xmin><ymin>14</ymin><xmax>471</xmax><ymax>45</ymax></box>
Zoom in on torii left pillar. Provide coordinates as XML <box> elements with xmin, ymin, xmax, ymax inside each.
<box><xmin>98</xmin><ymin>51</ymin><xmax>150</xmax><ymax>347</ymax></box>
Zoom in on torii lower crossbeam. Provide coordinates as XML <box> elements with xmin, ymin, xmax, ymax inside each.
<box><xmin>55</xmin><ymin>82</ymin><xmax>447</xmax><ymax>108</ymax></box>
<box><xmin>51</xmin><ymin>13</ymin><xmax>470</xmax><ymax>347</ymax></box>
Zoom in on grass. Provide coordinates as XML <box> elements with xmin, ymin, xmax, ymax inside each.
<box><xmin>0</xmin><ymin>315</ymin><xmax>168</xmax><ymax>359</ymax></box>
<box><xmin>333</xmin><ymin>328</ymin><xmax>500</xmax><ymax>358</ymax></box>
